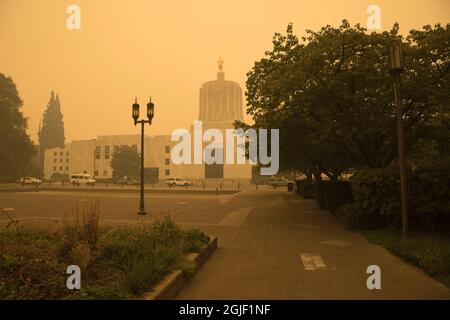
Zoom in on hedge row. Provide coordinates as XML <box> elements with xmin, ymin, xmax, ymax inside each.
<box><xmin>296</xmin><ymin>162</ymin><xmax>450</xmax><ymax>231</ymax></box>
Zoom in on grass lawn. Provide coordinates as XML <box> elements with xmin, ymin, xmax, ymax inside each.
<box><xmin>0</xmin><ymin>212</ymin><xmax>210</xmax><ymax>300</ymax></box>
<box><xmin>362</xmin><ymin>229</ymin><xmax>450</xmax><ymax>288</ymax></box>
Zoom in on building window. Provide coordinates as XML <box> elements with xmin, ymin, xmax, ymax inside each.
<box><xmin>94</xmin><ymin>170</ymin><xmax>99</xmax><ymax>177</ymax></box>
<box><xmin>165</xmin><ymin>145</ymin><xmax>170</xmax><ymax>153</ymax></box>
<box><xmin>53</xmin><ymin>166</ymin><xmax>56</xmax><ymax>171</ymax></box>
<box><xmin>95</xmin><ymin>146</ymin><xmax>101</xmax><ymax>159</ymax></box>
<box><xmin>66</xmin><ymin>151</ymin><xmax>70</xmax><ymax>156</ymax></box>
<box><xmin>59</xmin><ymin>166</ymin><xmax>63</xmax><ymax>171</ymax></box>
<box><xmin>60</xmin><ymin>151</ymin><xmax>63</xmax><ymax>156</ymax></box>
<box><xmin>60</xmin><ymin>158</ymin><xmax>63</xmax><ymax>163</ymax></box>
<box><xmin>114</xmin><ymin>145</ymin><xmax>119</xmax><ymax>153</ymax></box>
<box><xmin>66</xmin><ymin>158</ymin><xmax>69</xmax><ymax>163</ymax></box>
<box><xmin>54</xmin><ymin>152</ymin><xmax>57</xmax><ymax>156</ymax></box>
<box><xmin>66</xmin><ymin>166</ymin><xmax>69</xmax><ymax>172</ymax></box>
<box><xmin>105</xmin><ymin>146</ymin><xmax>110</xmax><ymax>160</ymax></box>
<box><xmin>103</xmin><ymin>170</ymin><xmax>108</xmax><ymax>176</ymax></box>
<box><xmin>165</xmin><ymin>158</ymin><xmax>170</xmax><ymax>165</ymax></box>
<box><xmin>53</xmin><ymin>158</ymin><xmax>57</xmax><ymax>163</ymax></box>
<box><xmin>165</xmin><ymin>169</ymin><xmax>170</xmax><ymax>176</ymax></box>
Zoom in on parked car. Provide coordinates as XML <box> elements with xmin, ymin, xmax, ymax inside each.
<box><xmin>69</xmin><ymin>173</ymin><xmax>96</xmax><ymax>186</ymax></box>
<box><xmin>268</xmin><ymin>177</ymin><xmax>292</xmax><ymax>189</ymax></box>
<box><xmin>116</xmin><ymin>177</ymin><xmax>139</xmax><ymax>185</ymax></box>
<box><xmin>19</xmin><ymin>177</ymin><xmax>42</xmax><ymax>185</ymax></box>
<box><xmin>165</xmin><ymin>178</ymin><xmax>194</xmax><ymax>187</ymax></box>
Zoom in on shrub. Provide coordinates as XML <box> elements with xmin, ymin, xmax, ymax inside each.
<box><xmin>183</xmin><ymin>229</ymin><xmax>210</xmax><ymax>253</ymax></box>
<box><xmin>350</xmin><ymin>163</ymin><xmax>450</xmax><ymax>230</ymax></box>
<box><xmin>336</xmin><ymin>203</ymin><xmax>383</xmax><ymax>230</ymax></box>
<box><xmin>364</xmin><ymin>229</ymin><xmax>450</xmax><ymax>285</ymax></box>
<box><xmin>0</xmin><ymin>215</ymin><xmax>210</xmax><ymax>299</ymax></box>
<box><xmin>322</xmin><ymin>180</ymin><xmax>353</xmax><ymax>214</ymax></box>
<box><xmin>63</xmin><ymin>199</ymin><xmax>100</xmax><ymax>252</ymax></box>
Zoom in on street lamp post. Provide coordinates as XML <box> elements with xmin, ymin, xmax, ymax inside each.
<box><xmin>132</xmin><ymin>97</ymin><xmax>155</xmax><ymax>216</ymax></box>
<box><xmin>389</xmin><ymin>38</ymin><xmax>408</xmax><ymax>239</ymax></box>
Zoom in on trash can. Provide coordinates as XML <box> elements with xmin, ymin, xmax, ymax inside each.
<box><xmin>287</xmin><ymin>182</ymin><xmax>294</xmax><ymax>192</ymax></box>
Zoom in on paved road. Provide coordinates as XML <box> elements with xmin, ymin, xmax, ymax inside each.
<box><xmin>1</xmin><ymin>189</ymin><xmax>449</xmax><ymax>299</ymax></box>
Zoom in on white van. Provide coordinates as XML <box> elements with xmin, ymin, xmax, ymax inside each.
<box><xmin>70</xmin><ymin>173</ymin><xmax>96</xmax><ymax>186</ymax></box>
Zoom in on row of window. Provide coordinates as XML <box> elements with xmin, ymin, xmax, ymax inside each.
<box><xmin>94</xmin><ymin>170</ymin><xmax>109</xmax><ymax>177</ymax></box>
<box><xmin>165</xmin><ymin>145</ymin><xmax>170</xmax><ymax>176</ymax></box>
<box><xmin>95</xmin><ymin>145</ymin><xmax>121</xmax><ymax>160</ymax></box>
<box><xmin>54</xmin><ymin>158</ymin><xmax>69</xmax><ymax>163</ymax></box>
<box><xmin>53</xmin><ymin>166</ymin><xmax>69</xmax><ymax>172</ymax></box>
<box><xmin>54</xmin><ymin>151</ymin><xmax>70</xmax><ymax>157</ymax></box>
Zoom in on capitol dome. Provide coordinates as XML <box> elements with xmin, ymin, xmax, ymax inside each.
<box><xmin>198</xmin><ymin>59</ymin><xmax>244</xmax><ymax>125</ymax></box>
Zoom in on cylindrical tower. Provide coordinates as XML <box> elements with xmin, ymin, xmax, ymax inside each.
<box><xmin>198</xmin><ymin>62</ymin><xmax>244</xmax><ymax>125</ymax></box>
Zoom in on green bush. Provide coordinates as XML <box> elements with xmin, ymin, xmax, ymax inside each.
<box><xmin>322</xmin><ymin>180</ymin><xmax>353</xmax><ymax>214</ymax></box>
<box><xmin>336</xmin><ymin>203</ymin><xmax>382</xmax><ymax>230</ymax></box>
<box><xmin>0</xmin><ymin>216</ymin><xmax>210</xmax><ymax>299</ymax></box>
<box><xmin>350</xmin><ymin>163</ymin><xmax>450</xmax><ymax>230</ymax></box>
<box><xmin>364</xmin><ymin>229</ymin><xmax>450</xmax><ymax>287</ymax></box>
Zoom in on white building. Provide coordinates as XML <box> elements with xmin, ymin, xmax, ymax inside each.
<box><xmin>44</xmin><ymin>63</ymin><xmax>252</xmax><ymax>181</ymax></box>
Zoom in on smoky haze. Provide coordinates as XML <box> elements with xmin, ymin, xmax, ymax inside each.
<box><xmin>0</xmin><ymin>0</ymin><xmax>449</xmax><ymax>142</ymax></box>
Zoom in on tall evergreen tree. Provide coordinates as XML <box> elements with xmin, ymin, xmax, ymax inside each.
<box><xmin>0</xmin><ymin>73</ymin><xmax>35</xmax><ymax>178</ymax></box>
<box><xmin>38</xmin><ymin>91</ymin><xmax>65</xmax><ymax>171</ymax></box>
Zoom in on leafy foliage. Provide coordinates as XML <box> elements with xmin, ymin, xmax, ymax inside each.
<box><xmin>0</xmin><ymin>214</ymin><xmax>210</xmax><ymax>299</ymax></box>
<box><xmin>0</xmin><ymin>73</ymin><xmax>36</xmax><ymax>178</ymax></box>
<box><xmin>242</xmin><ymin>21</ymin><xmax>450</xmax><ymax>180</ymax></box>
<box><xmin>364</xmin><ymin>229</ymin><xmax>450</xmax><ymax>287</ymax></box>
<box><xmin>110</xmin><ymin>145</ymin><xmax>140</xmax><ymax>179</ymax></box>
<box><xmin>38</xmin><ymin>91</ymin><xmax>65</xmax><ymax>171</ymax></box>
<box><xmin>349</xmin><ymin>163</ymin><xmax>450</xmax><ymax>230</ymax></box>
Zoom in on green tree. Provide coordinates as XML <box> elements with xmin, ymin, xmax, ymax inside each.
<box><xmin>0</xmin><ymin>73</ymin><xmax>36</xmax><ymax>178</ymax></box>
<box><xmin>38</xmin><ymin>91</ymin><xmax>65</xmax><ymax>171</ymax></box>
<box><xmin>110</xmin><ymin>145</ymin><xmax>140</xmax><ymax>179</ymax></box>
<box><xmin>243</xmin><ymin>21</ymin><xmax>449</xmax><ymax>179</ymax></box>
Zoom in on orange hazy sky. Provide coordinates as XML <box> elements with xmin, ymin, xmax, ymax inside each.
<box><xmin>0</xmin><ymin>0</ymin><xmax>449</xmax><ymax>142</ymax></box>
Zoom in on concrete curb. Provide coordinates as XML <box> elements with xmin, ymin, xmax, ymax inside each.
<box><xmin>0</xmin><ymin>187</ymin><xmax>240</xmax><ymax>195</ymax></box>
<box><xmin>143</xmin><ymin>236</ymin><xmax>218</xmax><ymax>300</ymax></box>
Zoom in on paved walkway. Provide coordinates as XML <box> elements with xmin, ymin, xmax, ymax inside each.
<box><xmin>176</xmin><ymin>190</ymin><xmax>450</xmax><ymax>300</ymax></box>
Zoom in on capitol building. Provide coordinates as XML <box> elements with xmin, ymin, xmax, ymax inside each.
<box><xmin>43</xmin><ymin>61</ymin><xmax>253</xmax><ymax>182</ymax></box>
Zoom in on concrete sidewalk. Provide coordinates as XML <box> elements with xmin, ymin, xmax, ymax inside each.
<box><xmin>176</xmin><ymin>190</ymin><xmax>450</xmax><ymax>300</ymax></box>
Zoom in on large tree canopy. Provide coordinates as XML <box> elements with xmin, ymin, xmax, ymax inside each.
<box><xmin>242</xmin><ymin>21</ymin><xmax>449</xmax><ymax>179</ymax></box>
<box><xmin>38</xmin><ymin>91</ymin><xmax>65</xmax><ymax>171</ymax></box>
<box><xmin>0</xmin><ymin>73</ymin><xmax>35</xmax><ymax>178</ymax></box>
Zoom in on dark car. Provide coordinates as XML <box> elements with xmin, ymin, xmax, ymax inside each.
<box><xmin>115</xmin><ymin>178</ymin><xmax>139</xmax><ymax>185</ymax></box>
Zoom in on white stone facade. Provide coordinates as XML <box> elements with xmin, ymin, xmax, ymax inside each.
<box><xmin>43</xmin><ymin>67</ymin><xmax>253</xmax><ymax>181</ymax></box>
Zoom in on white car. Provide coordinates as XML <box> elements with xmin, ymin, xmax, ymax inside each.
<box><xmin>165</xmin><ymin>178</ymin><xmax>194</xmax><ymax>187</ymax></box>
<box><xmin>70</xmin><ymin>173</ymin><xmax>96</xmax><ymax>186</ymax></box>
<box><xmin>19</xmin><ymin>177</ymin><xmax>42</xmax><ymax>185</ymax></box>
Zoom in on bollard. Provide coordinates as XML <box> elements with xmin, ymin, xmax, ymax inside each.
<box><xmin>62</xmin><ymin>180</ymin><xmax>65</xmax><ymax>187</ymax></box>
<box><xmin>203</xmin><ymin>181</ymin><xmax>205</xmax><ymax>190</ymax></box>
<box><xmin>35</xmin><ymin>183</ymin><xmax>38</xmax><ymax>192</ymax></box>
<box><xmin>106</xmin><ymin>182</ymin><xmax>108</xmax><ymax>188</ymax></box>
<box><xmin>238</xmin><ymin>182</ymin><xmax>240</xmax><ymax>190</ymax></box>
<box><xmin>216</xmin><ymin>187</ymin><xmax>219</xmax><ymax>196</ymax></box>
